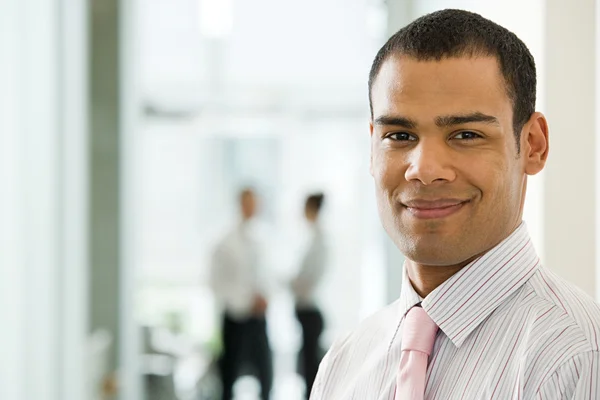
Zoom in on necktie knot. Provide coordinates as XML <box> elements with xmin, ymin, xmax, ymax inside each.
<box><xmin>401</xmin><ymin>306</ymin><xmax>438</xmax><ymax>355</ymax></box>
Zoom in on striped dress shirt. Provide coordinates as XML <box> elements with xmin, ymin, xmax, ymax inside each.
<box><xmin>311</xmin><ymin>223</ymin><xmax>600</xmax><ymax>399</ymax></box>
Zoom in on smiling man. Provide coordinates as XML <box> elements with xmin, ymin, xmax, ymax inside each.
<box><xmin>310</xmin><ymin>9</ymin><xmax>600</xmax><ymax>400</ymax></box>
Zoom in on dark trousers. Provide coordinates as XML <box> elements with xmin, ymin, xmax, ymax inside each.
<box><xmin>295</xmin><ymin>307</ymin><xmax>324</xmax><ymax>399</ymax></box>
<box><xmin>219</xmin><ymin>313</ymin><xmax>273</xmax><ymax>400</ymax></box>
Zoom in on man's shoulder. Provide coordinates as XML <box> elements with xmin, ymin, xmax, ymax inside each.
<box><xmin>530</xmin><ymin>267</ymin><xmax>600</xmax><ymax>351</ymax></box>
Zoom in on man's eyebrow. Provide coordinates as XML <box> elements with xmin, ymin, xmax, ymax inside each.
<box><xmin>373</xmin><ymin>112</ymin><xmax>499</xmax><ymax>130</ymax></box>
<box><xmin>373</xmin><ymin>115</ymin><xmax>418</xmax><ymax>129</ymax></box>
<box><xmin>435</xmin><ymin>112</ymin><xmax>500</xmax><ymax>128</ymax></box>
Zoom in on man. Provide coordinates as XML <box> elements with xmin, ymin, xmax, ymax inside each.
<box><xmin>291</xmin><ymin>193</ymin><xmax>328</xmax><ymax>397</ymax></box>
<box><xmin>311</xmin><ymin>9</ymin><xmax>600</xmax><ymax>400</ymax></box>
<box><xmin>210</xmin><ymin>188</ymin><xmax>272</xmax><ymax>400</ymax></box>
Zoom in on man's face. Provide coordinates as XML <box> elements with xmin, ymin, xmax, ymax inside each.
<box><xmin>241</xmin><ymin>192</ymin><xmax>258</xmax><ymax>219</ymax></box>
<box><xmin>370</xmin><ymin>55</ymin><xmax>531</xmax><ymax>266</ymax></box>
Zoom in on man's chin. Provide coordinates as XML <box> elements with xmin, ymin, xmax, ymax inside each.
<box><xmin>402</xmin><ymin>242</ymin><xmax>482</xmax><ymax>268</ymax></box>
<box><xmin>400</xmin><ymin>240</ymin><xmax>469</xmax><ymax>267</ymax></box>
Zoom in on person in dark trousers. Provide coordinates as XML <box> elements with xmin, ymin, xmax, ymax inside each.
<box><xmin>291</xmin><ymin>193</ymin><xmax>328</xmax><ymax>398</ymax></box>
<box><xmin>210</xmin><ymin>188</ymin><xmax>273</xmax><ymax>400</ymax></box>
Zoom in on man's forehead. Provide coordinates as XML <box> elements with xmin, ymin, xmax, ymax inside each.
<box><xmin>373</xmin><ymin>54</ymin><xmax>505</xmax><ymax>92</ymax></box>
<box><xmin>371</xmin><ymin>55</ymin><xmax>510</xmax><ymax>115</ymax></box>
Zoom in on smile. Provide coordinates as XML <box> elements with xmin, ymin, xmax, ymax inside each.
<box><xmin>402</xmin><ymin>199</ymin><xmax>470</xmax><ymax>220</ymax></box>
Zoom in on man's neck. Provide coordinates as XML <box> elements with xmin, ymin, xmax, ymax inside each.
<box><xmin>405</xmin><ymin>257</ymin><xmax>476</xmax><ymax>298</ymax></box>
<box><xmin>405</xmin><ymin>222</ymin><xmax>525</xmax><ymax>298</ymax></box>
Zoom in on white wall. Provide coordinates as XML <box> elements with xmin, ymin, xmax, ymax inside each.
<box><xmin>0</xmin><ymin>0</ymin><xmax>88</xmax><ymax>399</ymax></box>
<box><xmin>544</xmin><ymin>0</ymin><xmax>596</xmax><ymax>297</ymax></box>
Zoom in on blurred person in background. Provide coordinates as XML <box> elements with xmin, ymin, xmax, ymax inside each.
<box><xmin>290</xmin><ymin>193</ymin><xmax>328</xmax><ymax>398</ymax></box>
<box><xmin>311</xmin><ymin>9</ymin><xmax>600</xmax><ymax>400</ymax></box>
<box><xmin>209</xmin><ymin>188</ymin><xmax>273</xmax><ymax>400</ymax></box>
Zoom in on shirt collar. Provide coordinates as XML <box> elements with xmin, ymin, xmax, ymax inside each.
<box><xmin>398</xmin><ymin>269</ymin><xmax>423</xmax><ymax>318</ymax></box>
<box><xmin>398</xmin><ymin>222</ymin><xmax>541</xmax><ymax>348</ymax></box>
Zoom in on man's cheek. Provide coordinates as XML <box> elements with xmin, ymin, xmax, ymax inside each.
<box><xmin>381</xmin><ymin>165</ymin><xmax>403</xmax><ymax>187</ymax></box>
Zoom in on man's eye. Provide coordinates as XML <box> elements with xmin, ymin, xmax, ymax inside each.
<box><xmin>387</xmin><ymin>132</ymin><xmax>417</xmax><ymax>141</ymax></box>
<box><xmin>453</xmin><ymin>131</ymin><xmax>482</xmax><ymax>140</ymax></box>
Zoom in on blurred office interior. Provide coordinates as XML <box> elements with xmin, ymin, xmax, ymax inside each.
<box><xmin>1</xmin><ymin>0</ymin><xmax>598</xmax><ymax>399</ymax></box>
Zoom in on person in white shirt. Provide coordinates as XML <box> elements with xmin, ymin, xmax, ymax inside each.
<box><xmin>291</xmin><ymin>193</ymin><xmax>328</xmax><ymax>398</ymax></box>
<box><xmin>209</xmin><ymin>188</ymin><xmax>272</xmax><ymax>400</ymax></box>
<box><xmin>311</xmin><ymin>8</ymin><xmax>600</xmax><ymax>400</ymax></box>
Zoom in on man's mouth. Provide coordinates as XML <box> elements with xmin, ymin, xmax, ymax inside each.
<box><xmin>402</xmin><ymin>199</ymin><xmax>470</xmax><ymax>219</ymax></box>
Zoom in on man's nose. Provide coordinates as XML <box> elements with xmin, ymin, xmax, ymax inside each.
<box><xmin>404</xmin><ymin>139</ymin><xmax>456</xmax><ymax>185</ymax></box>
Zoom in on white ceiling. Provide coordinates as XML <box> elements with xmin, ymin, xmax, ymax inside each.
<box><xmin>139</xmin><ymin>0</ymin><xmax>384</xmax><ymax>110</ymax></box>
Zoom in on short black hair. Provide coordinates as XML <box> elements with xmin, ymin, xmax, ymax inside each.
<box><xmin>305</xmin><ymin>193</ymin><xmax>325</xmax><ymax>213</ymax></box>
<box><xmin>368</xmin><ymin>9</ymin><xmax>536</xmax><ymax>148</ymax></box>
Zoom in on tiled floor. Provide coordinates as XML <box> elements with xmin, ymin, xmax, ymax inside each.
<box><xmin>233</xmin><ymin>372</ymin><xmax>305</xmax><ymax>400</ymax></box>
<box><xmin>231</xmin><ymin>347</ymin><xmax>307</xmax><ymax>399</ymax></box>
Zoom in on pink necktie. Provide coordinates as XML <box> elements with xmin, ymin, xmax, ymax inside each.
<box><xmin>395</xmin><ymin>306</ymin><xmax>438</xmax><ymax>400</ymax></box>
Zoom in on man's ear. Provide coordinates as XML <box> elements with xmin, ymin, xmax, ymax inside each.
<box><xmin>522</xmin><ymin>112</ymin><xmax>549</xmax><ymax>176</ymax></box>
<box><xmin>369</xmin><ymin>121</ymin><xmax>375</xmax><ymax>177</ymax></box>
